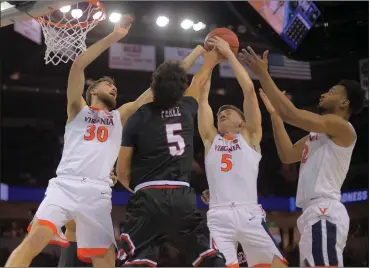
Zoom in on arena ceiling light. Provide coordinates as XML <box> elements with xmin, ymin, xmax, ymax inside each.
<box><xmin>59</xmin><ymin>5</ymin><xmax>71</xmax><ymax>13</ymax></box>
<box><xmin>109</xmin><ymin>12</ymin><xmax>122</xmax><ymax>23</ymax></box>
<box><xmin>156</xmin><ymin>16</ymin><xmax>169</xmax><ymax>27</ymax></box>
<box><xmin>193</xmin><ymin>22</ymin><xmax>206</xmax><ymax>31</ymax></box>
<box><xmin>181</xmin><ymin>19</ymin><xmax>193</xmax><ymax>30</ymax></box>
<box><xmin>71</xmin><ymin>8</ymin><xmax>83</xmax><ymax>19</ymax></box>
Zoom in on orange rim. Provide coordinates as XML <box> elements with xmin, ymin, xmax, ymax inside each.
<box><xmin>37</xmin><ymin>0</ymin><xmax>105</xmax><ymax>29</ymax></box>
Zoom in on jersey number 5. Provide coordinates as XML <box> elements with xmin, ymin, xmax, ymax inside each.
<box><xmin>166</xmin><ymin>123</ymin><xmax>185</xmax><ymax>156</ymax></box>
<box><xmin>84</xmin><ymin>125</ymin><xmax>108</xmax><ymax>142</ymax></box>
<box><xmin>221</xmin><ymin>154</ymin><xmax>232</xmax><ymax>172</ymax></box>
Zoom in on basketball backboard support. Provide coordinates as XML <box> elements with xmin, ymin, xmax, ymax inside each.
<box><xmin>1</xmin><ymin>1</ymin><xmax>82</xmax><ymax>27</ymax></box>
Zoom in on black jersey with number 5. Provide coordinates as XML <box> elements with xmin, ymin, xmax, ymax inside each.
<box><xmin>121</xmin><ymin>96</ymin><xmax>198</xmax><ymax>190</ymax></box>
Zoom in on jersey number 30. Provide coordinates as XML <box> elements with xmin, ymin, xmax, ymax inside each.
<box><xmin>166</xmin><ymin>124</ymin><xmax>185</xmax><ymax>156</ymax></box>
<box><xmin>84</xmin><ymin>125</ymin><xmax>108</xmax><ymax>142</ymax></box>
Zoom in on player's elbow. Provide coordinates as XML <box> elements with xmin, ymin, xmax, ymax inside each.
<box><xmin>279</xmin><ymin>152</ymin><xmax>300</xmax><ymax>164</ymax></box>
<box><xmin>280</xmin><ymin>157</ymin><xmax>294</xmax><ymax>164</ymax></box>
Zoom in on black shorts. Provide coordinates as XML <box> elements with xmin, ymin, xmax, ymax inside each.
<box><xmin>118</xmin><ymin>185</ymin><xmax>221</xmax><ymax>267</ymax></box>
<box><xmin>58</xmin><ymin>242</ymin><xmax>92</xmax><ymax>267</ymax></box>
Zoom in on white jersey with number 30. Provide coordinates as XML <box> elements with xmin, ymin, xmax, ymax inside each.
<box><xmin>296</xmin><ymin>123</ymin><xmax>356</xmax><ymax>208</ymax></box>
<box><xmin>205</xmin><ymin>133</ymin><xmax>262</xmax><ymax>207</ymax></box>
<box><xmin>56</xmin><ymin>106</ymin><xmax>122</xmax><ymax>184</ymax></box>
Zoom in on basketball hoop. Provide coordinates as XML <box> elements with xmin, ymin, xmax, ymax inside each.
<box><xmin>36</xmin><ymin>1</ymin><xmax>105</xmax><ymax>65</ymax></box>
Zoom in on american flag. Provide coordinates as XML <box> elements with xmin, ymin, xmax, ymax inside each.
<box><xmin>268</xmin><ymin>53</ymin><xmax>311</xmax><ymax>80</ymax></box>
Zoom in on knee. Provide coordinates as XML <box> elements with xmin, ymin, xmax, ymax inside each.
<box><xmin>21</xmin><ymin>226</ymin><xmax>54</xmax><ymax>255</ymax></box>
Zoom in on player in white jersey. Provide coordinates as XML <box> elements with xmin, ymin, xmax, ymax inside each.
<box><xmin>6</xmin><ymin>15</ymin><xmax>153</xmax><ymax>267</ymax></box>
<box><xmin>197</xmin><ymin>37</ymin><xmax>286</xmax><ymax>267</ymax></box>
<box><xmin>241</xmin><ymin>47</ymin><xmax>366</xmax><ymax>267</ymax></box>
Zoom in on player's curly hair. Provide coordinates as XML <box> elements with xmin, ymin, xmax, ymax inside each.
<box><xmin>338</xmin><ymin>80</ymin><xmax>366</xmax><ymax>116</ymax></box>
<box><xmin>151</xmin><ymin>61</ymin><xmax>188</xmax><ymax>109</ymax></box>
<box><xmin>85</xmin><ymin>76</ymin><xmax>115</xmax><ymax>105</ymax></box>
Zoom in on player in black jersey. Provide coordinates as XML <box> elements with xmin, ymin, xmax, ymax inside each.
<box><xmin>116</xmin><ymin>48</ymin><xmax>226</xmax><ymax>267</ymax></box>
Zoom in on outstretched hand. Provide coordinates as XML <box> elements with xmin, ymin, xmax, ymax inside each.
<box><xmin>113</xmin><ymin>14</ymin><xmax>134</xmax><ymax>38</ymax></box>
<box><xmin>239</xmin><ymin>47</ymin><xmax>269</xmax><ymax>78</ymax></box>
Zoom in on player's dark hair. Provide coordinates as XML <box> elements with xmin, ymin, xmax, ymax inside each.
<box><xmin>85</xmin><ymin>76</ymin><xmax>115</xmax><ymax>105</ymax></box>
<box><xmin>151</xmin><ymin>61</ymin><xmax>188</xmax><ymax>109</ymax></box>
<box><xmin>338</xmin><ymin>80</ymin><xmax>366</xmax><ymax>116</ymax></box>
<box><xmin>217</xmin><ymin>105</ymin><xmax>246</xmax><ymax>121</ymax></box>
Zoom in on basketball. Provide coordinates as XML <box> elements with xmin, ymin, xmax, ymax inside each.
<box><xmin>204</xmin><ymin>28</ymin><xmax>239</xmax><ymax>54</ymax></box>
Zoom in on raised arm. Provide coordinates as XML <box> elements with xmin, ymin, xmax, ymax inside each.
<box><xmin>260</xmin><ymin>89</ymin><xmax>306</xmax><ymax>163</ymax></box>
<box><xmin>198</xmin><ymin>77</ymin><xmax>217</xmax><ymax>153</ymax></box>
<box><xmin>181</xmin><ymin>45</ymin><xmax>207</xmax><ymax>72</ymax></box>
<box><xmin>233</xmin><ymin>59</ymin><xmax>262</xmax><ymax>141</ymax></box>
<box><xmin>241</xmin><ymin>47</ymin><xmax>354</xmax><ymax>146</ymax></box>
<box><xmin>184</xmin><ymin>49</ymin><xmax>221</xmax><ymax>102</ymax></box>
<box><xmin>118</xmin><ymin>89</ymin><xmax>153</xmax><ymax>126</ymax></box>
<box><xmin>208</xmin><ymin>37</ymin><xmax>262</xmax><ymax>143</ymax></box>
<box><xmin>66</xmin><ymin>15</ymin><xmax>133</xmax><ymax>123</ymax></box>
<box><xmin>118</xmin><ymin>46</ymin><xmax>207</xmax><ymax>125</ymax></box>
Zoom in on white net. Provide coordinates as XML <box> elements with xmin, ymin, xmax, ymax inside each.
<box><xmin>37</xmin><ymin>2</ymin><xmax>105</xmax><ymax>65</ymax></box>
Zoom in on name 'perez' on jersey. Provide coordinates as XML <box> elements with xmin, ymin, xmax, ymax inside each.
<box><xmin>120</xmin><ymin>97</ymin><xmax>198</xmax><ymax>190</ymax></box>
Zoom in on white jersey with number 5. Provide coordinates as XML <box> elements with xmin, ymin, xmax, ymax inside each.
<box><xmin>296</xmin><ymin>123</ymin><xmax>356</xmax><ymax>208</ymax></box>
<box><xmin>205</xmin><ymin>133</ymin><xmax>262</xmax><ymax>206</ymax></box>
<box><xmin>56</xmin><ymin>106</ymin><xmax>122</xmax><ymax>184</ymax></box>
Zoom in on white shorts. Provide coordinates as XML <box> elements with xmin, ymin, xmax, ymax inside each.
<box><xmin>297</xmin><ymin>199</ymin><xmax>349</xmax><ymax>267</ymax></box>
<box><xmin>207</xmin><ymin>203</ymin><xmax>284</xmax><ymax>267</ymax></box>
<box><xmin>28</xmin><ymin>177</ymin><xmax>116</xmax><ymax>262</ymax></box>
